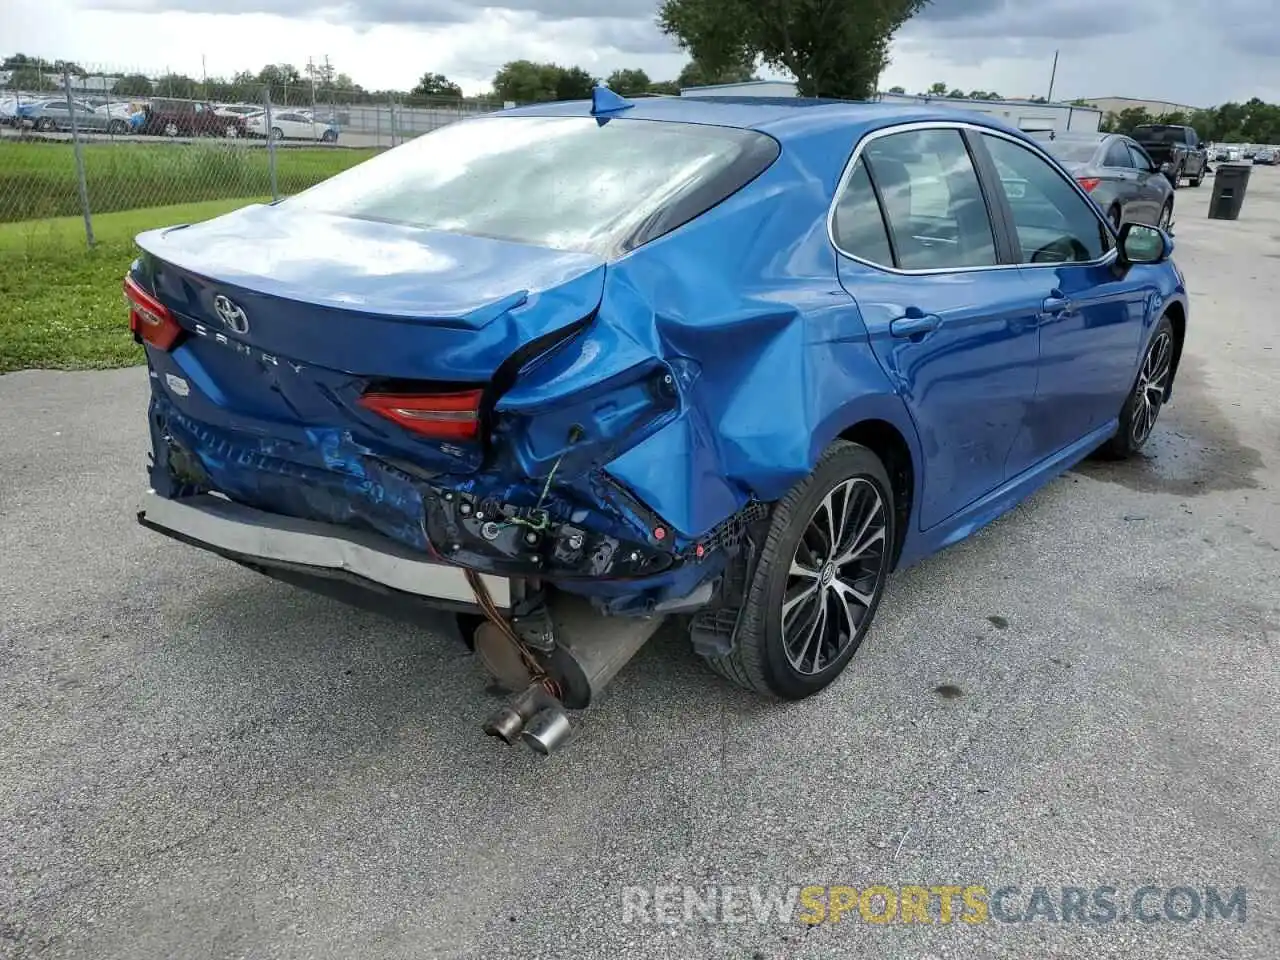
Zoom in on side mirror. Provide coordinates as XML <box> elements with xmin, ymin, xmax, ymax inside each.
<box><xmin>1117</xmin><ymin>222</ymin><xmax>1172</xmax><ymax>267</ymax></box>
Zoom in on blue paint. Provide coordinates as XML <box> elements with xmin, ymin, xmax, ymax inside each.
<box><xmin>135</xmin><ymin>96</ymin><xmax>1188</xmax><ymax>609</ymax></box>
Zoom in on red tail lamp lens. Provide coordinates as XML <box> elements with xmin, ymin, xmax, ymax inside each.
<box><xmin>1077</xmin><ymin>177</ymin><xmax>1101</xmax><ymax>193</ymax></box>
<box><xmin>124</xmin><ymin>274</ymin><xmax>182</xmax><ymax>350</ymax></box>
<box><xmin>358</xmin><ymin>389</ymin><xmax>484</xmax><ymax>441</ymax></box>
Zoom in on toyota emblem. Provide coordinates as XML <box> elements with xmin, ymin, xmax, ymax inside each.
<box><xmin>213</xmin><ymin>294</ymin><xmax>250</xmax><ymax>335</ymax></box>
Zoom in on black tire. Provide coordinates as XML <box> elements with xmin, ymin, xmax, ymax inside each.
<box><xmin>108</xmin><ymin>119</ymin><xmax>127</xmax><ymax>135</ymax></box>
<box><xmin>163</xmin><ymin>121</ymin><xmax>179</xmax><ymax>137</ymax></box>
<box><xmin>703</xmin><ymin>440</ymin><xmax>895</xmax><ymax>699</ymax></box>
<box><xmin>321</xmin><ymin>129</ymin><xmax>337</xmax><ymax>143</ymax></box>
<box><xmin>37</xmin><ymin>118</ymin><xmax>55</xmax><ymax>132</ymax></box>
<box><xmin>1170</xmin><ymin>165</ymin><xmax>1182</xmax><ymax>190</ymax></box>
<box><xmin>270</xmin><ymin>126</ymin><xmax>283</xmax><ymax>141</ymax></box>
<box><xmin>1098</xmin><ymin>314</ymin><xmax>1176</xmax><ymax>459</ymax></box>
<box><xmin>1158</xmin><ymin>198</ymin><xmax>1173</xmax><ymax>231</ymax></box>
<box><xmin>1190</xmin><ymin>165</ymin><xmax>1204</xmax><ymax>187</ymax></box>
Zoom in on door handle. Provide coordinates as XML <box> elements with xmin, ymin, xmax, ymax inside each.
<box><xmin>1039</xmin><ymin>291</ymin><xmax>1075</xmax><ymax>322</ymax></box>
<box><xmin>889</xmin><ymin>311</ymin><xmax>941</xmax><ymax>339</ymax></box>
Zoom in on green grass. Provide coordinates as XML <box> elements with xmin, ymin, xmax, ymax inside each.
<box><xmin>0</xmin><ymin>198</ymin><xmax>264</xmax><ymax>372</ymax></box>
<box><xmin>0</xmin><ymin>140</ymin><xmax>377</xmax><ymax>222</ymax></box>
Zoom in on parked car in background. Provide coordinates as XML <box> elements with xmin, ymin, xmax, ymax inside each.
<box><xmin>1132</xmin><ymin>124</ymin><xmax>1209</xmax><ymax>188</ymax></box>
<box><xmin>245</xmin><ymin>109</ymin><xmax>339</xmax><ymax>142</ymax></box>
<box><xmin>23</xmin><ymin>98</ymin><xmax>135</xmax><ymax>135</ymax></box>
<box><xmin>0</xmin><ymin>96</ymin><xmax>20</xmax><ymax>126</ymax></box>
<box><xmin>129</xmin><ymin>96</ymin><xmax>1188</xmax><ymax>751</ymax></box>
<box><xmin>1252</xmin><ymin>148</ymin><xmax>1277</xmax><ymax>165</ymax></box>
<box><xmin>1034</xmin><ymin>131</ymin><xmax>1174</xmax><ymax>230</ymax></box>
<box><xmin>215</xmin><ymin>103</ymin><xmax>264</xmax><ymax>120</ymax></box>
<box><xmin>142</xmin><ymin>98</ymin><xmax>246</xmax><ymax>138</ymax></box>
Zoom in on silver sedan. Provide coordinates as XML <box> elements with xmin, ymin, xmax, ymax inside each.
<box><xmin>24</xmin><ymin>99</ymin><xmax>135</xmax><ymax>135</ymax></box>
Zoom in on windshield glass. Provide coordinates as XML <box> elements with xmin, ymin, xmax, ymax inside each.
<box><xmin>286</xmin><ymin>115</ymin><xmax>776</xmax><ymax>256</ymax></box>
<box><xmin>1038</xmin><ymin>139</ymin><xmax>1100</xmax><ymax>163</ymax></box>
<box><xmin>1134</xmin><ymin>127</ymin><xmax>1183</xmax><ymax>143</ymax></box>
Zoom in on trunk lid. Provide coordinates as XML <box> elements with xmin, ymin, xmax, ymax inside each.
<box><xmin>135</xmin><ymin>203</ymin><xmax>606</xmax><ymax>382</ymax></box>
<box><xmin>135</xmin><ymin>204</ymin><xmax>606</xmax><ymax>476</ymax></box>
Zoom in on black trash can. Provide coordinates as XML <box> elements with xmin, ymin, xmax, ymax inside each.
<box><xmin>1209</xmin><ymin>164</ymin><xmax>1252</xmax><ymax>220</ymax></box>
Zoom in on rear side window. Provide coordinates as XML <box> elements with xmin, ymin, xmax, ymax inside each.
<box><xmin>853</xmin><ymin>128</ymin><xmax>998</xmax><ymax>270</ymax></box>
<box><xmin>1104</xmin><ymin>140</ymin><xmax>1133</xmax><ymax>167</ymax></box>
<box><xmin>288</xmin><ymin>116</ymin><xmax>779</xmax><ymax>257</ymax></box>
<box><xmin>981</xmin><ymin>134</ymin><xmax>1111</xmax><ymax>263</ymax></box>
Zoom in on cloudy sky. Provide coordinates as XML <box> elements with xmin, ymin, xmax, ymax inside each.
<box><xmin>3</xmin><ymin>0</ymin><xmax>1276</xmax><ymax>107</ymax></box>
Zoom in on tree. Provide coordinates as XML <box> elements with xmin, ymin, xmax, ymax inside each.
<box><xmin>888</xmin><ymin>85</ymin><xmax>906</xmax><ymax>94</ymax></box>
<box><xmin>155</xmin><ymin>73</ymin><xmax>198</xmax><ymax>99</ymax></box>
<box><xmin>411</xmin><ymin>72</ymin><xmax>462</xmax><ymax>99</ymax></box>
<box><xmin>555</xmin><ymin>66</ymin><xmax>596</xmax><ymax>101</ymax></box>
<box><xmin>676</xmin><ymin>58</ymin><xmax>757</xmax><ymax>89</ymax></box>
<box><xmin>649</xmin><ymin>80</ymin><xmax>682</xmax><ymax>96</ymax></box>
<box><xmin>494</xmin><ymin>60</ymin><xmax>560</xmax><ymax>102</ymax></box>
<box><xmin>659</xmin><ymin>0</ymin><xmax>929</xmax><ymax>100</ymax></box>
<box><xmin>606</xmin><ymin>68</ymin><xmax>652</xmax><ymax>96</ymax></box>
<box><xmin>928</xmin><ymin>81</ymin><xmax>948</xmax><ymax>96</ymax></box>
<box><xmin>112</xmin><ymin>74</ymin><xmax>153</xmax><ymax>97</ymax></box>
<box><xmin>946</xmin><ymin>88</ymin><xmax>965</xmax><ymax>98</ymax></box>
<box><xmin>4</xmin><ymin>67</ymin><xmax>56</xmax><ymax>92</ymax></box>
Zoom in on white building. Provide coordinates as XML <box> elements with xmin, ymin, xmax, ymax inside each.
<box><xmin>680</xmin><ymin>81</ymin><xmax>1102</xmax><ymax>133</ymax></box>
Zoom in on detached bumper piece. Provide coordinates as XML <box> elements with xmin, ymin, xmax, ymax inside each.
<box><xmin>138</xmin><ymin>491</ymin><xmax>513</xmax><ymax>613</ymax></box>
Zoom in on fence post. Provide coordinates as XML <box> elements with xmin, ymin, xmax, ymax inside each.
<box><xmin>64</xmin><ymin>72</ymin><xmax>95</xmax><ymax>248</ymax></box>
<box><xmin>388</xmin><ymin>93</ymin><xmax>397</xmax><ymax>147</ymax></box>
<box><xmin>263</xmin><ymin>87</ymin><xmax>278</xmax><ymax>201</ymax></box>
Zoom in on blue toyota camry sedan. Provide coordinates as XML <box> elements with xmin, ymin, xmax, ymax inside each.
<box><xmin>128</xmin><ymin>90</ymin><xmax>1187</xmax><ymax>751</ymax></box>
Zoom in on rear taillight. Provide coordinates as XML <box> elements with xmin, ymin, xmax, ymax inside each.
<box><xmin>358</xmin><ymin>389</ymin><xmax>484</xmax><ymax>441</ymax></box>
<box><xmin>124</xmin><ymin>274</ymin><xmax>182</xmax><ymax>350</ymax></box>
<box><xmin>1077</xmin><ymin>177</ymin><xmax>1101</xmax><ymax>193</ymax></box>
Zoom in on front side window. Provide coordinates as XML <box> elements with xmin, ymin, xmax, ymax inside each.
<box><xmin>1126</xmin><ymin>143</ymin><xmax>1154</xmax><ymax>170</ymax></box>
<box><xmin>287</xmin><ymin>115</ymin><xmax>779</xmax><ymax>256</ymax></box>
<box><xmin>981</xmin><ymin>134</ymin><xmax>1111</xmax><ymax>264</ymax></box>
<box><xmin>859</xmin><ymin>128</ymin><xmax>998</xmax><ymax>270</ymax></box>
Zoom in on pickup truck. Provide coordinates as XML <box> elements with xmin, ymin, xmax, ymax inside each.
<box><xmin>1132</xmin><ymin>124</ymin><xmax>1210</xmax><ymax>188</ymax></box>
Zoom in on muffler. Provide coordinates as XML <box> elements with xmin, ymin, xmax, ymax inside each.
<box><xmin>478</xmin><ymin>593</ymin><xmax>665</xmax><ymax>754</ymax></box>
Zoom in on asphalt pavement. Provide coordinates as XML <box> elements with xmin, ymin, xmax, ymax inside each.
<box><xmin>1</xmin><ymin>167</ymin><xmax>1278</xmax><ymax>959</ymax></box>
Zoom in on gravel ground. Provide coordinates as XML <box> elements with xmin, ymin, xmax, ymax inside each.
<box><xmin>1</xmin><ymin>166</ymin><xmax>1278</xmax><ymax>960</ymax></box>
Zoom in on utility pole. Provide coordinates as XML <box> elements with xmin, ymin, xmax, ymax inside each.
<box><xmin>1046</xmin><ymin>49</ymin><xmax>1059</xmax><ymax>103</ymax></box>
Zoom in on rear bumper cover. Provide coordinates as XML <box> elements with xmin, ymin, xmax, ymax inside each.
<box><xmin>138</xmin><ymin>490</ymin><xmax>513</xmax><ymax>611</ymax></box>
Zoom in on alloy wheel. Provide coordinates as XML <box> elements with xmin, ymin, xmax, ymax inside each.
<box><xmin>1131</xmin><ymin>330</ymin><xmax>1173</xmax><ymax>446</ymax></box>
<box><xmin>781</xmin><ymin>478</ymin><xmax>888</xmax><ymax>675</ymax></box>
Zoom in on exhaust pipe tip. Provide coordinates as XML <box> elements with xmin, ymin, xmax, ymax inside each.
<box><xmin>482</xmin><ymin>705</ymin><xmax>526</xmax><ymax>745</ymax></box>
<box><xmin>521</xmin><ymin>706</ymin><xmax>572</xmax><ymax>755</ymax></box>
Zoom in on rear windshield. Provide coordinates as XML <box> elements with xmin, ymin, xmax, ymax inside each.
<box><xmin>1133</xmin><ymin>126</ymin><xmax>1185</xmax><ymax>143</ymax></box>
<box><xmin>1037</xmin><ymin>139</ymin><xmax>1100</xmax><ymax>163</ymax></box>
<box><xmin>286</xmin><ymin>115</ymin><xmax>779</xmax><ymax>257</ymax></box>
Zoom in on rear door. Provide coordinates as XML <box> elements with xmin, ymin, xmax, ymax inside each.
<box><xmin>975</xmin><ymin>131</ymin><xmax>1151</xmax><ymax>458</ymax></box>
<box><xmin>831</xmin><ymin>125</ymin><xmax>1040</xmax><ymax>530</ymax></box>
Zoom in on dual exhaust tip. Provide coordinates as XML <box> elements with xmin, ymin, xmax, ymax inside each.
<box><xmin>482</xmin><ymin>688</ymin><xmax>574</xmax><ymax>755</ymax></box>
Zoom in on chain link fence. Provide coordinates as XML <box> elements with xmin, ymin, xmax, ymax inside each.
<box><xmin>1</xmin><ymin>62</ymin><xmax>505</xmax><ymax>244</ymax></box>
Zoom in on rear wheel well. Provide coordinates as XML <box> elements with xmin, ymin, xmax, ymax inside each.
<box><xmin>839</xmin><ymin>420</ymin><xmax>914</xmax><ymax>568</ymax></box>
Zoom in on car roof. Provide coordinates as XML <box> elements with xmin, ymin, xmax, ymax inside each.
<box><xmin>497</xmin><ymin>95</ymin><xmax>1031</xmax><ymax>144</ymax></box>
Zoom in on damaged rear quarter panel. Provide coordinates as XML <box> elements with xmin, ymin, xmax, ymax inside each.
<box><xmin>501</xmin><ymin>129</ymin><xmax>923</xmax><ymax>539</ymax></box>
